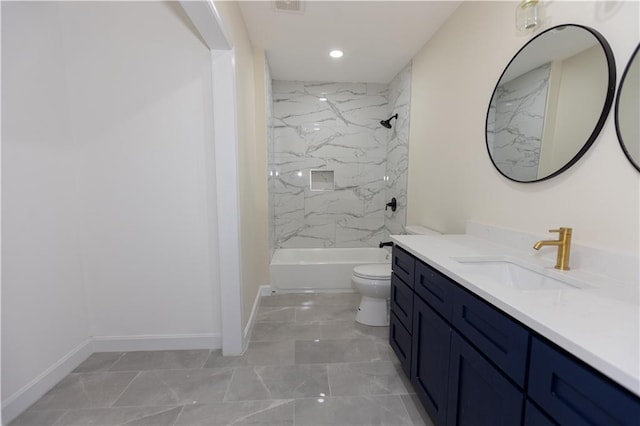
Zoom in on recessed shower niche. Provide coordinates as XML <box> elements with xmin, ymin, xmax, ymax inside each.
<box><xmin>309</xmin><ymin>170</ymin><xmax>335</xmax><ymax>191</ymax></box>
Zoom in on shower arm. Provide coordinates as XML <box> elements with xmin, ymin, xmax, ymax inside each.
<box><xmin>380</xmin><ymin>114</ymin><xmax>399</xmax><ymax>129</ymax></box>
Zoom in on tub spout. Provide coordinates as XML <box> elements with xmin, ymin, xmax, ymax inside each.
<box><xmin>385</xmin><ymin>198</ymin><xmax>397</xmax><ymax>212</ymax></box>
<box><xmin>379</xmin><ymin>241</ymin><xmax>394</xmax><ymax>248</ymax></box>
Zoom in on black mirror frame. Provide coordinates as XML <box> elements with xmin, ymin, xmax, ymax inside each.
<box><xmin>614</xmin><ymin>43</ymin><xmax>640</xmax><ymax>173</ymax></box>
<box><xmin>485</xmin><ymin>24</ymin><xmax>617</xmax><ymax>183</ymax></box>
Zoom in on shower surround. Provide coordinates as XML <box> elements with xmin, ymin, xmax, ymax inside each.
<box><xmin>385</xmin><ymin>64</ymin><xmax>412</xmax><ymax>238</ymax></box>
<box><xmin>269</xmin><ymin>64</ymin><xmax>411</xmax><ymax>250</ymax></box>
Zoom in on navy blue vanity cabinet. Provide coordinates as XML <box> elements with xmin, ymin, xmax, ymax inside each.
<box><xmin>528</xmin><ymin>337</ymin><xmax>640</xmax><ymax>425</ymax></box>
<box><xmin>446</xmin><ymin>332</ymin><xmax>524</xmax><ymax>426</ymax></box>
<box><xmin>411</xmin><ymin>296</ymin><xmax>452</xmax><ymax>426</ymax></box>
<box><xmin>389</xmin><ymin>244</ymin><xmax>640</xmax><ymax>426</ymax></box>
<box><xmin>390</xmin><ymin>246</ymin><xmax>416</xmax><ymax>377</ymax></box>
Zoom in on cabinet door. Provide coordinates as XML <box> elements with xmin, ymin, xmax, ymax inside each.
<box><xmin>414</xmin><ymin>260</ymin><xmax>454</xmax><ymax>321</ymax></box>
<box><xmin>411</xmin><ymin>296</ymin><xmax>452</xmax><ymax>426</ymax></box>
<box><xmin>390</xmin><ymin>273</ymin><xmax>414</xmax><ymax>332</ymax></box>
<box><xmin>447</xmin><ymin>332</ymin><xmax>524</xmax><ymax>426</ymax></box>
<box><xmin>392</xmin><ymin>246</ymin><xmax>415</xmax><ymax>286</ymax></box>
<box><xmin>452</xmin><ymin>285</ymin><xmax>529</xmax><ymax>386</ymax></box>
<box><xmin>389</xmin><ymin>311</ymin><xmax>412</xmax><ymax>377</ymax></box>
<box><xmin>528</xmin><ymin>337</ymin><xmax>640</xmax><ymax>425</ymax></box>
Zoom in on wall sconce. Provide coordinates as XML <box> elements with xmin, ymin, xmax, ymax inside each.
<box><xmin>516</xmin><ymin>0</ymin><xmax>542</xmax><ymax>33</ymax></box>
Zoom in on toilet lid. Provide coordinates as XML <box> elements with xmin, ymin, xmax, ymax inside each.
<box><xmin>353</xmin><ymin>264</ymin><xmax>392</xmax><ymax>280</ymax></box>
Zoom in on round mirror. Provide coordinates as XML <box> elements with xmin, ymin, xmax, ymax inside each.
<box><xmin>615</xmin><ymin>43</ymin><xmax>640</xmax><ymax>172</ymax></box>
<box><xmin>486</xmin><ymin>24</ymin><xmax>616</xmax><ymax>182</ymax></box>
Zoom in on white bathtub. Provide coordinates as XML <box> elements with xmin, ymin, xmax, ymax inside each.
<box><xmin>270</xmin><ymin>248</ymin><xmax>392</xmax><ymax>292</ymax></box>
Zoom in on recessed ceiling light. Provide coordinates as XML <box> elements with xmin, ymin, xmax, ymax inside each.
<box><xmin>329</xmin><ymin>49</ymin><xmax>344</xmax><ymax>59</ymax></box>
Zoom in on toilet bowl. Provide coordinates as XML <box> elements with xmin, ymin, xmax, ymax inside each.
<box><xmin>352</xmin><ymin>263</ymin><xmax>392</xmax><ymax>326</ymax></box>
<box><xmin>352</xmin><ymin>225</ymin><xmax>442</xmax><ymax>326</ymax></box>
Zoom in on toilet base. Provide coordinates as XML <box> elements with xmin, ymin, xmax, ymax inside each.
<box><xmin>355</xmin><ymin>296</ymin><xmax>389</xmax><ymax>326</ymax></box>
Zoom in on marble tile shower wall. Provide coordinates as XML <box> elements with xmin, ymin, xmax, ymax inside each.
<box><xmin>271</xmin><ymin>81</ymin><xmax>391</xmax><ymax>248</ymax></box>
<box><xmin>487</xmin><ymin>63</ymin><xmax>551</xmax><ymax>181</ymax></box>
<box><xmin>385</xmin><ymin>63</ymin><xmax>412</xmax><ymax>239</ymax></box>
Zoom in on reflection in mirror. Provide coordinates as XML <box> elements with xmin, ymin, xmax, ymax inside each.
<box><xmin>486</xmin><ymin>25</ymin><xmax>615</xmax><ymax>182</ymax></box>
<box><xmin>615</xmin><ymin>44</ymin><xmax>640</xmax><ymax>172</ymax></box>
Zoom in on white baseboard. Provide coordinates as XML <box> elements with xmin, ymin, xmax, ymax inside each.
<box><xmin>2</xmin><ymin>333</ymin><xmax>221</xmax><ymax>424</ymax></box>
<box><xmin>92</xmin><ymin>333</ymin><xmax>221</xmax><ymax>352</ymax></box>
<box><xmin>242</xmin><ymin>285</ymin><xmax>269</xmax><ymax>352</ymax></box>
<box><xmin>2</xmin><ymin>338</ymin><xmax>93</xmax><ymax>424</ymax></box>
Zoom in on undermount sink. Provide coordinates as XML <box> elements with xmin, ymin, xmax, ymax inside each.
<box><xmin>452</xmin><ymin>256</ymin><xmax>592</xmax><ymax>291</ymax></box>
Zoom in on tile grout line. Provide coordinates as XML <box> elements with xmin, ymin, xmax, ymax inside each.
<box><xmin>108</xmin><ymin>370</ymin><xmax>142</xmax><ymax>408</ymax></box>
<box><xmin>325</xmin><ymin>363</ymin><xmax>333</xmax><ymax>398</ymax></box>
<box><xmin>106</xmin><ymin>350</ymin><xmax>129</xmax><ymax>373</ymax></box>
<box><xmin>292</xmin><ymin>396</ymin><xmax>296</xmax><ymax>426</ymax></box>
<box><xmin>172</xmin><ymin>404</ymin><xmax>186</xmax><ymax>426</ymax></box>
<box><xmin>398</xmin><ymin>394</ymin><xmax>422</xmax><ymax>426</ymax></box>
<box><xmin>221</xmin><ymin>366</ymin><xmax>237</xmax><ymax>402</ymax></box>
<box><xmin>45</xmin><ymin>409</ymin><xmax>69</xmax><ymax>426</ymax></box>
<box><xmin>197</xmin><ymin>350</ymin><xmax>211</xmax><ymax>369</ymax></box>
<box><xmin>291</xmin><ymin>314</ymin><xmax>302</xmax><ymax>425</ymax></box>
<box><xmin>109</xmin><ymin>352</ymin><xmax>126</xmax><ymax>371</ymax></box>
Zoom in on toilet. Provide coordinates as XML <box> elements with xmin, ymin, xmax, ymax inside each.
<box><xmin>353</xmin><ymin>263</ymin><xmax>393</xmax><ymax>326</ymax></box>
<box><xmin>353</xmin><ymin>225</ymin><xmax>441</xmax><ymax>326</ymax></box>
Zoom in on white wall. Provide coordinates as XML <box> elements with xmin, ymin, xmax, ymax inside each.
<box><xmin>2</xmin><ymin>0</ymin><xmax>90</xmax><ymax>406</ymax></box>
<box><xmin>62</xmin><ymin>2</ymin><xmax>219</xmax><ymax>341</ymax></box>
<box><xmin>547</xmin><ymin>45</ymin><xmax>609</xmax><ymax>173</ymax></box>
<box><xmin>618</xmin><ymin>45</ymin><xmax>640</xmax><ymax>163</ymax></box>
<box><xmin>2</xmin><ymin>1</ymin><xmax>220</xmax><ymax>420</ymax></box>
<box><xmin>214</xmin><ymin>2</ymin><xmax>268</xmax><ymax>328</ymax></box>
<box><xmin>408</xmin><ymin>1</ymin><xmax>639</xmax><ymax>253</ymax></box>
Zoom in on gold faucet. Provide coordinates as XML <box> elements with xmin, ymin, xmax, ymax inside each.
<box><xmin>533</xmin><ymin>228</ymin><xmax>572</xmax><ymax>270</ymax></box>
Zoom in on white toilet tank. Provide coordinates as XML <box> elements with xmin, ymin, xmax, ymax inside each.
<box><xmin>404</xmin><ymin>225</ymin><xmax>441</xmax><ymax>236</ymax></box>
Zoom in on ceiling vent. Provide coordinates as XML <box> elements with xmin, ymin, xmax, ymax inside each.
<box><xmin>272</xmin><ymin>1</ymin><xmax>305</xmax><ymax>14</ymax></box>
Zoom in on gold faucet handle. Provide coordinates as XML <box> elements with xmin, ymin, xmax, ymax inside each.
<box><xmin>549</xmin><ymin>228</ymin><xmax>572</xmax><ymax>237</ymax></box>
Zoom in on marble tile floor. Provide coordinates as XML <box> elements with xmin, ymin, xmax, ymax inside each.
<box><xmin>10</xmin><ymin>293</ymin><xmax>433</xmax><ymax>426</ymax></box>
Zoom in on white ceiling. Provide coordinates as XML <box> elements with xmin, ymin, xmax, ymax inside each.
<box><xmin>238</xmin><ymin>1</ymin><xmax>462</xmax><ymax>84</ymax></box>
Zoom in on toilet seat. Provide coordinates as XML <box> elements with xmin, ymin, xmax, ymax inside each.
<box><xmin>353</xmin><ymin>264</ymin><xmax>392</xmax><ymax>280</ymax></box>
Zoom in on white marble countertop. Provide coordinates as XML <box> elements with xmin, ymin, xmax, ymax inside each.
<box><xmin>390</xmin><ymin>234</ymin><xmax>640</xmax><ymax>397</ymax></box>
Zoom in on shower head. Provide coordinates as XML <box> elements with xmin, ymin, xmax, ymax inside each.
<box><xmin>380</xmin><ymin>114</ymin><xmax>398</xmax><ymax>129</ymax></box>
